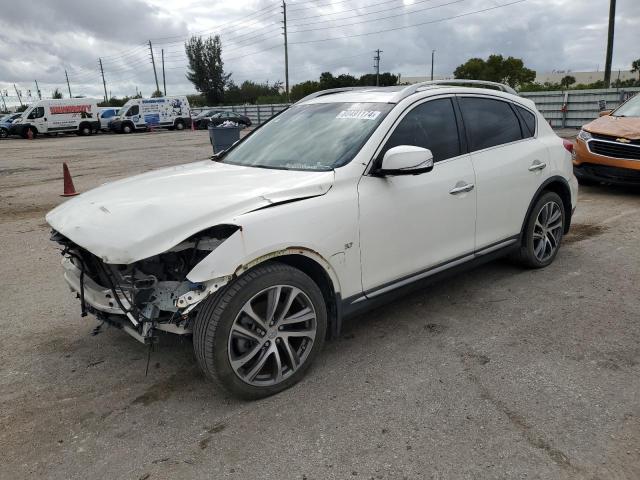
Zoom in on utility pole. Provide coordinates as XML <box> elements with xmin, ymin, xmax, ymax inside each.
<box><xmin>98</xmin><ymin>58</ymin><xmax>108</xmax><ymax>102</ymax></box>
<box><xmin>148</xmin><ymin>40</ymin><xmax>160</xmax><ymax>94</ymax></box>
<box><xmin>65</xmin><ymin>69</ymin><xmax>72</xmax><ymax>98</ymax></box>
<box><xmin>282</xmin><ymin>1</ymin><xmax>290</xmax><ymax>100</ymax></box>
<box><xmin>34</xmin><ymin>80</ymin><xmax>41</xmax><ymax>100</ymax></box>
<box><xmin>0</xmin><ymin>92</ymin><xmax>7</xmax><ymax>112</ymax></box>
<box><xmin>374</xmin><ymin>49</ymin><xmax>382</xmax><ymax>86</ymax></box>
<box><xmin>161</xmin><ymin>48</ymin><xmax>167</xmax><ymax>96</ymax></box>
<box><xmin>14</xmin><ymin>84</ymin><xmax>23</xmax><ymax>107</ymax></box>
<box><xmin>431</xmin><ymin>50</ymin><xmax>435</xmax><ymax>81</ymax></box>
<box><xmin>603</xmin><ymin>0</ymin><xmax>616</xmax><ymax>88</ymax></box>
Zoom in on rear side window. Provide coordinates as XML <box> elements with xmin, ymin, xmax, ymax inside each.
<box><xmin>459</xmin><ymin>97</ymin><xmax>522</xmax><ymax>151</ymax></box>
<box><xmin>102</xmin><ymin>110</ymin><xmax>115</xmax><ymax>118</ymax></box>
<box><xmin>516</xmin><ymin>105</ymin><xmax>536</xmax><ymax>137</ymax></box>
<box><xmin>381</xmin><ymin>98</ymin><xmax>461</xmax><ymax>162</ymax></box>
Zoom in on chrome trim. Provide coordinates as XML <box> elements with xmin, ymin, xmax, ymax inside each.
<box><xmin>586</xmin><ymin>138</ymin><xmax>640</xmax><ymax>161</ymax></box>
<box><xmin>368</xmin><ymin>254</ymin><xmax>475</xmax><ymax>298</ymax></box>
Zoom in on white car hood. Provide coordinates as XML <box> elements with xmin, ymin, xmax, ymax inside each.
<box><xmin>46</xmin><ymin>160</ymin><xmax>334</xmax><ymax>264</ymax></box>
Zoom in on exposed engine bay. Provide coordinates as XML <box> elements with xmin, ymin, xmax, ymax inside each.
<box><xmin>51</xmin><ymin>225</ymin><xmax>238</xmax><ymax>343</ymax></box>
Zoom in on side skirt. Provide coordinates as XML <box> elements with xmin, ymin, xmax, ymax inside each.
<box><xmin>338</xmin><ymin>240</ymin><xmax>519</xmax><ymax>326</ymax></box>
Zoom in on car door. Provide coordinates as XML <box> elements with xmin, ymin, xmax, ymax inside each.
<box><xmin>457</xmin><ymin>96</ymin><xmax>549</xmax><ymax>250</ymax></box>
<box><xmin>358</xmin><ymin>97</ymin><xmax>477</xmax><ymax>295</ymax></box>
<box><xmin>29</xmin><ymin>106</ymin><xmax>47</xmax><ymax>132</ymax></box>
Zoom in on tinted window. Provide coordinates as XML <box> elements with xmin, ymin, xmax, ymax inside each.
<box><xmin>126</xmin><ymin>105</ymin><xmax>139</xmax><ymax>116</ymax></box>
<box><xmin>381</xmin><ymin>98</ymin><xmax>461</xmax><ymax>162</ymax></box>
<box><xmin>101</xmin><ymin>110</ymin><xmax>115</xmax><ymax>118</ymax></box>
<box><xmin>459</xmin><ymin>97</ymin><xmax>522</xmax><ymax>151</ymax></box>
<box><xmin>516</xmin><ymin>105</ymin><xmax>536</xmax><ymax>137</ymax></box>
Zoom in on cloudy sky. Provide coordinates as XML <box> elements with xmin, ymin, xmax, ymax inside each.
<box><xmin>0</xmin><ymin>0</ymin><xmax>638</xmax><ymax>105</ymax></box>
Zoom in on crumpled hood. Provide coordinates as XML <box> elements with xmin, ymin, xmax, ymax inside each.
<box><xmin>584</xmin><ymin>115</ymin><xmax>640</xmax><ymax>140</ymax></box>
<box><xmin>46</xmin><ymin>160</ymin><xmax>334</xmax><ymax>264</ymax></box>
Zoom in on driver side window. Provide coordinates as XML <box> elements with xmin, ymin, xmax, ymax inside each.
<box><xmin>127</xmin><ymin>105</ymin><xmax>139</xmax><ymax>116</ymax></box>
<box><xmin>380</xmin><ymin>98</ymin><xmax>461</xmax><ymax>163</ymax></box>
<box><xmin>28</xmin><ymin>107</ymin><xmax>45</xmax><ymax>119</ymax></box>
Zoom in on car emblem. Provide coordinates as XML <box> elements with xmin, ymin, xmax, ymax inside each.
<box><xmin>616</xmin><ymin>138</ymin><xmax>631</xmax><ymax>143</ymax></box>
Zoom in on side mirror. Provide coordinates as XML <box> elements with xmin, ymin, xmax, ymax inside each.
<box><xmin>599</xmin><ymin>110</ymin><xmax>612</xmax><ymax>117</ymax></box>
<box><xmin>376</xmin><ymin>146</ymin><xmax>434</xmax><ymax>176</ymax></box>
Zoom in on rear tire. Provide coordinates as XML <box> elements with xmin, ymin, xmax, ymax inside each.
<box><xmin>513</xmin><ymin>191</ymin><xmax>565</xmax><ymax>269</ymax></box>
<box><xmin>0</xmin><ymin>128</ymin><xmax>8</xmax><ymax>139</ymax></box>
<box><xmin>193</xmin><ymin>262</ymin><xmax>327</xmax><ymax>400</ymax></box>
<box><xmin>78</xmin><ymin>123</ymin><xmax>92</xmax><ymax>136</ymax></box>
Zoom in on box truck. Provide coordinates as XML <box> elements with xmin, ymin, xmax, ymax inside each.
<box><xmin>109</xmin><ymin>96</ymin><xmax>191</xmax><ymax>133</ymax></box>
<box><xmin>10</xmin><ymin>98</ymin><xmax>100</xmax><ymax>138</ymax></box>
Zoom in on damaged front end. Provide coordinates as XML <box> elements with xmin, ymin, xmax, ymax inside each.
<box><xmin>51</xmin><ymin>225</ymin><xmax>238</xmax><ymax>343</ymax></box>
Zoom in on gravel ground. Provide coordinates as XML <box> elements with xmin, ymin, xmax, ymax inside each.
<box><xmin>1</xmin><ymin>130</ymin><xmax>639</xmax><ymax>480</ymax></box>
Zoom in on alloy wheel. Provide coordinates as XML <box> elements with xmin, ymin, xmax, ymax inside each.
<box><xmin>228</xmin><ymin>285</ymin><xmax>317</xmax><ymax>387</ymax></box>
<box><xmin>533</xmin><ymin>201</ymin><xmax>563</xmax><ymax>262</ymax></box>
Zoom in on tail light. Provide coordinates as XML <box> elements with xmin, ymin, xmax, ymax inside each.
<box><xmin>563</xmin><ymin>139</ymin><xmax>574</xmax><ymax>153</ymax></box>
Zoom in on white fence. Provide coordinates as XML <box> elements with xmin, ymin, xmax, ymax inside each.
<box><xmin>193</xmin><ymin>87</ymin><xmax>640</xmax><ymax>129</ymax></box>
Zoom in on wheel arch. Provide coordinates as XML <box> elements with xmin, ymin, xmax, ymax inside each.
<box><xmin>185</xmin><ymin>231</ymin><xmax>344</xmax><ymax>338</ymax></box>
<box><xmin>520</xmin><ymin>176</ymin><xmax>573</xmax><ymax>238</ymax></box>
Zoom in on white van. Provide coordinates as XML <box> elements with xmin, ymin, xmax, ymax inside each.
<box><xmin>10</xmin><ymin>98</ymin><xmax>100</xmax><ymax>138</ymax></box>
<box><xmin>109</xmin><ymin>96</ymin><xmax>191</xmax><ymax>133</ymax></box>
<box><xmin>98</xmin><ymin>107</ymin><xmax>120</xmax><ymax>131</ymax></box>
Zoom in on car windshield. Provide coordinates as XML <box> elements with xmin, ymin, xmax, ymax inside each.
<box><xmin>221</xmin><ymin>102</ymin><xmax>393</xmax><ymax>171</ymax></box>
<box><xmin>613</xmin><ymin>94</ymin><xmax>640</xmax><ymax>117</ymax></box>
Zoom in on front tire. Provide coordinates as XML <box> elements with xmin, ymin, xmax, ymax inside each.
<box><xmin>193</xmin><ymin>262</ymin><xmax>327</xmax><ymax>399</ymax></box>
<box><xmin>175</xmin><ymin>120</ymin><xmax>185</xmax><ymax>130</ymax></box>
<box><xmin>122</xmin><ymin>123</ymin><xmax>133</xmax><ymax>134</ymax></box>
<box><xmin>514</xmin><ymin>191</ymin><xmax>565</xmax><ymax>268</ymax></box>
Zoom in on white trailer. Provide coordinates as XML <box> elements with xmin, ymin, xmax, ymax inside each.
<box><xmin>109</xmin><ymin>96</ymin><xmax>191</xmax><ymax>133</ymax></box>
<box><xmin>10</xmin><ymin>98</ymin><xmax>100</xmax><ymax>138</ymax></box>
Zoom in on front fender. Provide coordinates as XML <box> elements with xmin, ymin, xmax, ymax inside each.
<box><xmin>186</xmin><ymin>228</ymin><xmax>341</xmax><ymax>294</ymax></box>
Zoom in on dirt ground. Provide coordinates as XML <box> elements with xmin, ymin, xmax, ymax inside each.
<box><xmin>1</xmin><ymin>130</ymin><xmax>639</xmax><ymax>480</ymax></box>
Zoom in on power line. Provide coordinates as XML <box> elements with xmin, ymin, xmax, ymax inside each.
<box><xmin>290</xmin><ymin>0</ymin><xmax>526</xmax><ymax>44</ymax></box>
<box><xmin>288</xmin><ymin>0</ymin><xmax>467</xmax><ymax>33</ymax></box>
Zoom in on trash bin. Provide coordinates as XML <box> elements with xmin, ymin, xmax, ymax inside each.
<box><xmin>208</xmin><ymin>124</ymin><xmax>241</xmax><ymax>154</ymax></box>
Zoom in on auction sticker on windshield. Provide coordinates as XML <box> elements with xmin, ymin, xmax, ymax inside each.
<box><xmin>336</xmin><ymin>110</ymin><xmax>381</xmax><ymax>120</ymax></box>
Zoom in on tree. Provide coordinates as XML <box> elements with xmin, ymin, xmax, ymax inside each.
<box><xmin>185</xmin><ymin>35</ymin><xmax>230</xmax><ymax>105</ymax></box>
<box><xmin>290</xmin><ymin>80</ymin><xmax>321</xmax><ymax>101</ymax></box>
<box><xmin>454</xmin><ymin>54</ymin><xmax>536</xmax><ymax>88</ymax></box>
<box><xmin>52</xmin><ymin>88</ymin><xmax>63</xmax><ymax>99</ymax></box>
<box><xmin>151</xmin><ymin>90</ymin><xmax>163</xmax><ymax>98</ymax></box>
<box><xmin>560</xmin><ymin>75</ymin><xmax>576</xmax><ymax>89</ymax></box>
<box><xmin>358</xmin><ymin>72</ymin><xmax>398</xmax><ymax>86</ymax></box>
<box><xmin>632</xmin><ymin>59</ymin><xmax>640</xmax><ymax>80</ymax></box>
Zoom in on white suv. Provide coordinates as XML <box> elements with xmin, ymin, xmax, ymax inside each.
<box><xmin>47</xmin><ymin>81</ymin><xmax>578</xmax><ymax>399</ymax></box>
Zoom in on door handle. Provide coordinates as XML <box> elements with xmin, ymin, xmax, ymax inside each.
<box><xmin>528</xmin><ymin>160</ymin><xmax>547</xmax><ymax>171</ymax></box>
<box><xmin>449</xmin><ymin>182</ymin><xmax>475</xmax><ymax>195</ymax></box>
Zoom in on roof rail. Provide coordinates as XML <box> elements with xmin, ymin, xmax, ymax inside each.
<box><xmin>393</xmin><ymin>80</ymin><xmax>518</xmax><ymax>102</ymax></box>
<box><xmin>295</xmin><ymin>87</ymin><xmax>370</xmax><ymax>104</ymax></box>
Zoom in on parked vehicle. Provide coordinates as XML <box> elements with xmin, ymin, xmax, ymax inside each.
<box><xmin>9</xmin><ymin>99</ymin><xmax>99</xmax><ymax>138</ymax></box>
<box><xmin>98</xmin><ymin>107</ymin><xmax>120</xmax><ymax>131</ymax></box>
<box><xmin>0</xmin><ymin>113</ymin><xmax>22</xmax><ymax>138</ymax></box>
<box><xmin>208</xmin><ymin>111</ymin><xmax>252</xmax><ymax>128</ymax></box>
<box><xmin>47</xmin><ymin>81</ymin><xmax>577</xmax><ymax>399</ymax></box>
<box><xmin>109</xmin><ymin>96</ymin><xmax>191</xmax><ymax>133</ymax></box>
<box><xmin>193</xmin><ymin>109</ymin><xmax>226</xmax><ymax>129</ymax></box>
<box><xmin>573</xmin><ymin>93</ymin><xmax>640</xmax><ymax>185</ymax></box>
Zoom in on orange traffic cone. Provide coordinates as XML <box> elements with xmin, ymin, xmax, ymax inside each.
<box><xmin>191</xmin><ymin>116</ymin><xmax>195</xmax><ymax>132</ymax></box>
<box><xmin>26</xmin><ymin>128</ymin><xmax>34</xmax><ymax>140</ymax></box>
<box><xmin>61</xmin><ymin>162</ymin><xmax>79</xmax><ymax>197</ymax></box>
